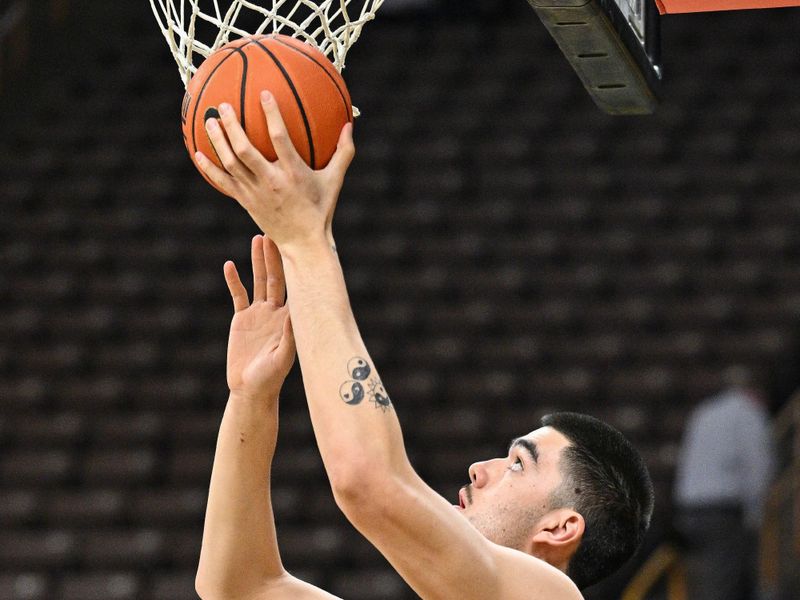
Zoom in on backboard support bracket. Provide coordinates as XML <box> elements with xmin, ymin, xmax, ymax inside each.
<box><xmin>528</xmin><ymin>0</ymin><xmax>662</xmax><ymax>115</ymax></box>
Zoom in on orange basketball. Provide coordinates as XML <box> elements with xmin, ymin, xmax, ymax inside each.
<box><xmin>181</xmin><ymin>34</ymin><xmax>352</xmax><ymax>193</ymax></box>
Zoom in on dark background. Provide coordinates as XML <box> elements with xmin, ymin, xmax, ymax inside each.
<box><xmin>1</xmin><ymin>1</ymin><xmax>799</xmax><ymax>598</ymax></box>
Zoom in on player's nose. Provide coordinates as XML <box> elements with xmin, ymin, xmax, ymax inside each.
<box><xmin>468</xmin><ymin>460</ymin><xmax>491</xmax><ymax>488</ymax></box>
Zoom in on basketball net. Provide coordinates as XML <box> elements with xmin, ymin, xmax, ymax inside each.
<box><xmin>150</xmin><ymin>0</ymin><xmax>383</xmax><ymax>87</ymax></box>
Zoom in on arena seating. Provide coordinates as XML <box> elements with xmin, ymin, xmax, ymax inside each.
<box><xmin>1</xmin><ymin>2</ymin><xmax>799</xmax><ymax>598</ymax></box>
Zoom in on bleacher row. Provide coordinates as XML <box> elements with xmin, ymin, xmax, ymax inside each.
<box><xmin>1</xmin><ymin>1</ymin><xmax>799</xmax><ymax>598</ymax></box>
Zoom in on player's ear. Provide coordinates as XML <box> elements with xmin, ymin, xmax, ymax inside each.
<box><xmin>531</xmin><ymin>509</ymin><xmax>584</xmax><ymax>551</ymax></box>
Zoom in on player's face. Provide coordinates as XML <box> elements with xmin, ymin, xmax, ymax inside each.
<box><xmin>455</xmin><ymin>426</ymin><xmax>572</xmax><ymax>551</ymax></box>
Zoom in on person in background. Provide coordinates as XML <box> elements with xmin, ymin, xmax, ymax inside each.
<box><xmin>673</xmin><ymin>370</ymin><xmax>775</xmax><ymax>600</ymax></box>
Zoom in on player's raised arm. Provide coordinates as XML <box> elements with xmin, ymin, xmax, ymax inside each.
<box><xmin>197</xmin><ymin>98</ymin><xmax>583</xmax><ymax>600</ymax></box>
<box><xmin>196</xmin><ymin>235</ymin><xmax>340</xmax><ymax>600</ymax></box>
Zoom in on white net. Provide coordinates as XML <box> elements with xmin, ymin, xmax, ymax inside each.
<box><xmin>150</xmin><ymin>0</ymin><xmax>384</xmax><ymax>87</ymax></box>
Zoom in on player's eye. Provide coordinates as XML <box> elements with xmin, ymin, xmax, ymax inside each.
<box><xmin>508</xmin><ymin>456</ymin><xmax>524</xmax><ymax>472</ymax></box>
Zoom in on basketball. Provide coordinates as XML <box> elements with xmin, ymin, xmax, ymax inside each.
<box><xmin>181</xmin><ymin>34</ymin><xmax>353</xmax><ymax>192</ymax></box>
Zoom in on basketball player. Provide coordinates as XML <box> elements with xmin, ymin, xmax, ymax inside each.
<box><xmin>194</xmin><ymin>94</ymin><xmax>654</xmax><ymax>599</ymax></box>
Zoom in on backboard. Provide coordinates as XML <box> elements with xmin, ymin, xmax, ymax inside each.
<box><xmin>527</xmin><ymin>0</ymin><xmax>662</xmax><ymax>115</ymax></box>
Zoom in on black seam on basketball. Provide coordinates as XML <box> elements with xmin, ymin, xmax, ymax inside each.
<box><xmin>271</xmin><ymin>37</ymin><xmax>351</xmax><ymax>122</ymax></box>
<box><xmin>230</xmin><ymin>46</ymin><xmax>249</xmax><ymax>133</ymax></box>
<box><xmin>252</xmin><ymin>38</ymin><xmax>316</xmax><ymax>169</ymax></box>
<box><xmin>191</xmin><ymin>48</ymin><xmax>239</xmax><ymax>155</ymax></box>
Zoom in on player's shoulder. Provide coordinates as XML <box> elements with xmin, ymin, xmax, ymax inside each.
<box><xmin>490</xmin><ymin>543</ymin><xmax>584</xmax><ymax>600</ymax></box>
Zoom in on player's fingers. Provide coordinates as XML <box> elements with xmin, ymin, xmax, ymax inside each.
<box><xmin>224</xmin><ymin>260</ymin><xmax>250</xmax><ymax>312</ymax></box>
<box><xmin>218</xmin><ymin>103</ymin><xmax>269</xmax><ymax>175</ymax></box>
<box><xmin>325</xmin><ymin>122</ymin><xmax>355</xmax><ymax>179</ymax></box>
<box><xmin>260</xmin><ymin>91</ymin><xmax>303</xmax><ymax>168</ymax></box>
<box><xmin>205</xmin><ymin>117</ymin><xmax>253</xmax><ymax>180</ymax></box>
<box><xmin>195</xmin><ymin>151</ymin><xmax>237</xmax><ymax>196</ymax></box>
<box><xmin>319</xmin><ymin>124</ymin><xmax>353</xmax><ymax>222</ymax></box>
<box><xmin>251</xmin><ymin>235</ymin><xmax>267</xmax><ymax>302</ymax></box>
<box><xmin>263</xmin><ymin>236</ymin><xmax>286</xmax><ymax>307</ymax></box>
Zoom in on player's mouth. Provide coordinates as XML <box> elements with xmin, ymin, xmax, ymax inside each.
<box><xmin>454</xmin><ymin>485</ymin><xmax>473</xmax><ymax>511</ymax></box>
<box><xmin>458</xmin><ymin>487</ymin><xmax>468</xmax><ymax>509</ymax></box>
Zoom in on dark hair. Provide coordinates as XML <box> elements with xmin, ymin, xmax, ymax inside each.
<box><xmin>541</xmin><ymin>412</ymin><xmax>654</xmax><ymax>590</ymax></box>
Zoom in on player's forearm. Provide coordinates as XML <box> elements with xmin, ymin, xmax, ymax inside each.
<box><xmin>196</xmin><ymin>393</ymin><xmax>285</xmax><ymax>598</ymax></box>
<box><xmin>282</xmin><ymin>240</ymin><xmax>410</xmax><ymax>493</ymax></box>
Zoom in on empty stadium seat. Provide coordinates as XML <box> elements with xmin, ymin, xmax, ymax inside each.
<box><xmin>0</xmin><ymin>573</ymin><xmax>52</xmax><ymax>600</ymax></box>
<box><xmin>45</xmin><ymin>490</ymin><xmax>126</xmax><ymax>526</ymax></box>
<box><xmin>56</xmin><ymin>573</ymin><xmax>140</xmax><ymax>600</ymax></box>
<box><xmin>148</xmin><ymin>571</ymin><xmax>197</xmax><ymax>600</ymax></box>
<box><xmin>0</xmin><ymin>531</ymin><xmax>77</xmax><ymax>569</ymax></box>
<box><xmin>81</xmin><ymin>530</ymin><xmax>165</xmax><ymax>568</ymax></box>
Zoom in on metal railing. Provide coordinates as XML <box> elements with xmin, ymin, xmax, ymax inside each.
<box><xmin>760</xmin><ymin>391</ymin><xmax>800</xmax><ymax>598</ymax></box>
<box><xmin>621</xmin><ymin>543</ymin><xmax>687</xmax><ymax>600</ymax></box>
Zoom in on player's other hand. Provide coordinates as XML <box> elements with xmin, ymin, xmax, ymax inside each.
<box><xmin>225</xmin><ymin>235</ymin><xmax>295</xmax><ymax>402</ymax></box>
<box><xmin>196</xmin><ymin>91</ymin><xmax>355</xmax><ymax>252</ymax></box>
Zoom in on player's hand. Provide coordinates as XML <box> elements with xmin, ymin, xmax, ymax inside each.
<box><xmin>196</xmin><ymin>91</ymin><xmax>355</xmax><ymax>252</ymax></box>
<box><xmin>225</xmin><ymin>235</ymin><xmax>295</xmax><ymax>402</ymax></box>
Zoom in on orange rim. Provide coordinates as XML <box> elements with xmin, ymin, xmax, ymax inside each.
<box><xmin>657</xmin><ymin>0</ymin><xmax>800</xmax><ymax>13</ymax></box>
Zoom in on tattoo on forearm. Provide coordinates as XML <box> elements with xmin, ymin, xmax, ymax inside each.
<box><xmin>368</xmin><ymin>379</ymin><xmax>392</xmax><ymax>411</ymax></box>
<box><xmin>348</xmin><ymin>357</ymin><xmax>371</xmax><ymax>381</ymax></box>
<box><xmin>340</xmin><ymin>380</ymin><xmax>365</xmax><ymax>404</ymax></box>
<box><xmin>339</xmin><ymin>356</ymin><xmax>392</xmax><ymax>412</ymax></box>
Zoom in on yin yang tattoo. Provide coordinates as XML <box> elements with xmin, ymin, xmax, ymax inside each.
<box><xmin>339</xmin><ymin>380</ymin><xmax>365</xmax><ymax>405</ymax></box>
<box><xmin>348</xmin><ymin>357</ymin><xmax>371</xmax><ymax>381</ymax></box>
<box><xmin>339</xmin><ymin>356</ymin><xmax>392</xmax><ymax>412</ymax></box>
